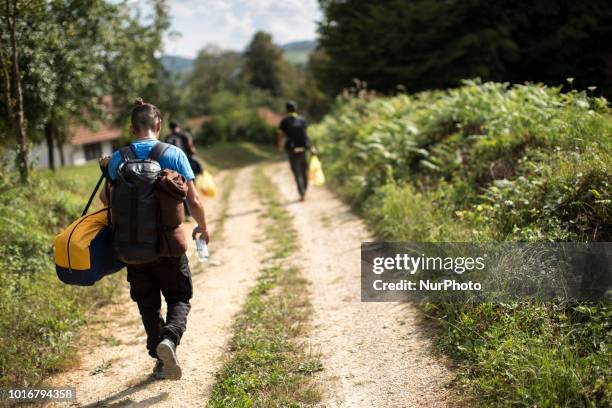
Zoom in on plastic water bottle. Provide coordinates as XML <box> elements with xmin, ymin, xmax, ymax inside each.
<box><xmin>195</xmin><ymin>227</ymin><xmax>209</xmax><ymax>262</ymax></box>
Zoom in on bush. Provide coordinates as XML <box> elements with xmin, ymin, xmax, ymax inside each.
<box><xmin>198</xmin><ymin>91</ymin><xmax>277</xmax><ymax>145</ymax></box>
<box><xmin>0</xmin><ymin>162</ymin><xmax>123</xmax><ymax>386</ymax></box>
<box><xmin>312</xmin><ymin>80</ymin><xmax>612</xmax><ymax>406</ymax></box>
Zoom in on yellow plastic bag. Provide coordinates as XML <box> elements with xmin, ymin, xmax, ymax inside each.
<box><xmin>196</xmin><ymin>170</ymin><xmax>218</xmax><ymax>197</ymax></box>
<box><xmin>308</xmin><ymin>156</ymin><xmax>325</xmax><ymax>186</ymax></box>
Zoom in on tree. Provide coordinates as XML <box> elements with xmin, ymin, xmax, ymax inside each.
<box><xmin>316</xmin><ymin>0</ymin><xmax>612</xmax><ymax>96</ymax></box>
<box><xmin>186</xmin><ymin>46</ymin><xmax>246</xmax><ymax>115</ymax></box>
<box><xmin>244</xmin><ymin>31</ymin><xmax>284</xmax><ymax>96</ymax></box>
<box><xmin>0</xmin><ymin>0</ymin><xmax>44</xmax><ymax>182</ymax></box>
<box><xmin>0</xmin><ymin>0</ymin><xmax>170</xmax><ymax>174</ymax></box>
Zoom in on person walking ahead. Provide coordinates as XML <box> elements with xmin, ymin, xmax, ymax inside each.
<box><xmin>278</xmin><ymin>101</ymin><xmax>313</xmax><ymax>201</ymax></box>
<box><xmin>165</xmin><ymin>121</ymin><xmax>198</xmax><ymax>167</ymax></box>
<box><xmin>99</xmin><ymin>99</ymin><xmax>209</xmax><ymax>380</ymax></box>
<box><xmin>164</xmin><ymin>121</ymin><xmax>202</xmax><ymax>219</ymax></box>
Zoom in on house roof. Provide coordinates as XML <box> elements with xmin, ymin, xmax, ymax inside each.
<box><xmin>70</xmin><ymin>123</ymin><xmax>123</xmax><ymax>146</ymax></box>
<box><xmin>183</xmin><ymin>115</ymin><xmax>211</xmax><ymax>131</ymax></box>
<box><xmin>258</xmin><ymin>107</ymin><xmax>283</xmax><ymax>127</ymax></box>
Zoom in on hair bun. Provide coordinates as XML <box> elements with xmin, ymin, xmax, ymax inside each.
<box><xmin>134</xmin><ymin>97</ymin><xmax>145</xmax><ymax>106</ymax></box>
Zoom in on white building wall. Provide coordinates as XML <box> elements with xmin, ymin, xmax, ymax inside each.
<box><xmin>31</xmin><ymin>143</ymin><xmax>73</xmax><ymax>169</ymax></box>
<box><xmin>30</xmin><ymin>142</ymin><xmax>94</xmax><ymax>169</ymax></box>
<box><xmin>72</xmin><ymin>145</ymin><xmax>86</xmax><ymax>166</ymax></box>
<box><xmin>101</xmin><ymin>140</ymin><xmax>114</xmax><ymax>157</ymax></box>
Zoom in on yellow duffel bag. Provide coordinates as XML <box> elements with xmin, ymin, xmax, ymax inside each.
<box><xmin>55</xmin><ymin>207</ymin><xmax>123</xmax><ymax>286</ymax></box>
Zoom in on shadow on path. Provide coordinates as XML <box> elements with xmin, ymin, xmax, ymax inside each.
<box><xmin>81</xmin><ymin>377</ymin><xmax>167</xmax><ymax>408</ymax></box>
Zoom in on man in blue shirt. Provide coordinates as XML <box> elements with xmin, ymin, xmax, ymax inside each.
<box><xmin>100</xmin><ymin>99</ymin><xmax>209</xmax><ymax>380</ymax></box>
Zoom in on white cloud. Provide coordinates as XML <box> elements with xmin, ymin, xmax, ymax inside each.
<box><xmin>163</xmin><ymin>0</ymin><xmax>321</xmax><ymax>57</ymax></box>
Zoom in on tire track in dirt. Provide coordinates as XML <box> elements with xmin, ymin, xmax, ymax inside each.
<box><xmin>49</xmin><ymin>167</ymin><xmax>263</xmax><ymax>407</ymax></box>
<box><xmin>266</xmin><ymin>162</ymin><xmax>455</xmax><ymax>408</ymax></box>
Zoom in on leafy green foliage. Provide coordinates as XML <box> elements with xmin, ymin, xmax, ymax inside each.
<box><xmin>1</xmin><ymin>0</ymin><xmax>170</xmax><ymax>172</ymax></box>
<box><xmin>199</xmin><ymin>91</ymin><xmax>277</xmax><ymax>145</ymax></box>
<box><xmin>312</xmin><ymin>81</ymin><xmax>612</xmax><ymax>406</ymax></box>
<box><xmin>316</xmin><ymin>0</ymin><xmax>612</xmax><ymax>96</ymax></box>
<box><xmin>313</xmin><ymin>80</ymin><xmax>611</xmax><ymax>242</ymax></box>
<box><xmin>185</xmin><ymin>46</ymin><xmax>247</xmax><ymax>116</ymax></box>
<box><xmin>0</xmin><ymin>163</ymin><xmax>122</xmax><ymax>386</ymax></box>
<box><xmin>181</xmin><ymin>31</ymin><xmax>329</xmax><ymax>128</ymax></box>
<box><xmin>244</xmin><ymin>31</ymin><xmax>285</xmax><ymax>97</ymax></box>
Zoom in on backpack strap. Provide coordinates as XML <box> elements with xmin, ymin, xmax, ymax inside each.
<box><xmin>148</xmin><ymin>142</ymin><xmax>170</xmax><ymax>162</ymax></box>
<box><xmin>81</xmin><ymin>174</ymin><xmax>105</xmax><ymax>217</ymax></box>
<box><xmin>120</xmin><ymin>145</ymin><xmax>136</xmax><ymax>162</ymax></box>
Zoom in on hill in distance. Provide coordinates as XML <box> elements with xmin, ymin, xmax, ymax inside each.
<box><xmin>161</xmin><ymin>39</ymin><xmax>317</xmax><ymax>73</ymax></box>
<box><xmin>160</xmin><ymin>55</ymin><xmax>196</xmax><ymax>74</ymax></box>
<box><xmin>281</xmin><ymin>40</ymin><xmax>316</xmax><ymax>65</ymax></box>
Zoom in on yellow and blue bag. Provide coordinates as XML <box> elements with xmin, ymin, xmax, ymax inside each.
<box><xmin>54</xmin><ymin>175</ymin><xmax>123</xmax><ymax>285</ymax></box>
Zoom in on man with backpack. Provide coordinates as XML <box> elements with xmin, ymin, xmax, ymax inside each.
<box><xmin>278</xmin><ymin>101</ymin><xmax>315</xmax><ymax>201</ymax></box>
<box><xmin>165</xmin><ymin>121</ymin><xmax>203</xmax><ymax>218</ymax></box>
<box><xmin>99</xmin><ymin>98</ymin><xmax>209</xmax><ymax>380</ymax></box>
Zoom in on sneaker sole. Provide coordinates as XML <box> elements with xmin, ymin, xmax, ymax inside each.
<box><xmin>156</xmin><ymin>342</ymin><xmax>182</xmax><ymax>380</ymax></box>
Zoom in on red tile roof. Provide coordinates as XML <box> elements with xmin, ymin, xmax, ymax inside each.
<box><xmin>70</xmin><ymin>123</ymin><xmax>122</xmax><ymax>146</ymax></box>
<box><xmin>184</xmin><ymin>115</ymin><xmax>211</xmax><ymax>131</ymax></box>
<box><xmin>258</xmin><ymin>107</ymin><xmax>283</xmax><ymax>127</ymax></box>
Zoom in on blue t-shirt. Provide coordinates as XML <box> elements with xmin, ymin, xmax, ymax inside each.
<box><xmin>108</xmin><ymin>139</ymin><xmax>195</xmax><ymax>182</ymax></box>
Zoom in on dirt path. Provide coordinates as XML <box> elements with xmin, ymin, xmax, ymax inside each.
<box><xmin>50</xmin><ymin>167</ymin><xmax>264</xmax><ymax>407</ymax></box>
<box><xmin>266</xmin><ymin>162</ymin><xmax>455</xmax><ymax>407</ymax></box>
<box><xmin>48</xmin><ymin>161</ymin><xmax>454</xmax><ymax>407</ymax></box>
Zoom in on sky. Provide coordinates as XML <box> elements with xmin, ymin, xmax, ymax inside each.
<box><xmin>161</xmin><ymin>0</ymin><xmax>322</xmax><ymax>58</ymax></box>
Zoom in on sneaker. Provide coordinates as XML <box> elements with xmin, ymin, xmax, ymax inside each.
<box><xmin>156</xmin><ymin>338</ymin><xmax>182</xmax><ymax>380</ymax></box>
<box><xmin>153</xmin><ymin>359</ymin><xmax>165</xmax><ymax>380</ymax></box>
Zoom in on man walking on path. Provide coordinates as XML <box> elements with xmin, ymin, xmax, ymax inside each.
<box><xmin>278</xmin><ymin>101</ymin><xmax>314</xmax><ymax>201</ymax></box>
<box><xmin>100</xmin><ymin>99</ymin><xmax>209</xmax><ymax>380</ymax></box>
<box><xmin>165</xmin><ymin>121</ymin><xmax>203</xmax><ymax>218</ymax></box>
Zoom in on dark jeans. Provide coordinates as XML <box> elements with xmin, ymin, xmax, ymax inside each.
<box><xmin>287</xmin><ymin>150</ymin><xmax>308</xmax><ymax>197</ymax></box>
<box><xmin>127</xmin><ymin>255</ymin><xmax>192</xmax><ymax>359</ymax></box>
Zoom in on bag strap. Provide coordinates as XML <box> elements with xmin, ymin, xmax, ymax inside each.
<box><xmin>148</xmin><ymin>141</ymin><xmax>170</xmax><ymax>162</ymax></box>
<box><xmin>120</xmin><ymin>145</ymin><xmax>136</xmax><ymax>161</ymax></box>
<box><xmin>81</xmin><ymin>174</ymin><xmax>105</xmax><ymax>217</ymax></box>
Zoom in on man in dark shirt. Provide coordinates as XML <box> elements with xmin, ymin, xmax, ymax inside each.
<box><xmin>165</xmin><ymin>121</ymin><xmax>203</xmax><ymax>218</ymax></box>
<box><xmin>165</xmin><ymin>121</ymin><xmax>196</xmax><ymax>155</ymax></box>
<box><xmin>278</xmin><ymin>101</ymin><xmax>313</xmax><ymax>201</ymax></box>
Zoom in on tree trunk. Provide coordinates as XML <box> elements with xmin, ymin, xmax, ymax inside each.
<box><xmin>58</xmin><ymin>140</ymin><xmax>66</xmax><ymax>167</ymax></box>
<box><xmin>10</xmin><ymin>15</ymin><xmax>29</xmax><ymax>183</ymax></box>
<box><xmin>44</xmin><ymin>121</ymin><xmax>56</xmax><ymax>170</ymax></box>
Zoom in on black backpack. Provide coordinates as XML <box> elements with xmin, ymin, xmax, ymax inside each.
<box><xmin>111</xmin><ymin>142</ymin><xmax>170</xmax><ymax>264</ymax></box>
<box><xmin>165</xmin><ymin>132</ymin><xmax>187</xmax><ymax>152</ymax></box>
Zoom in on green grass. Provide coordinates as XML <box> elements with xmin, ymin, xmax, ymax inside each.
<box><xmin>312</xmin><ymin>81</ymin><xmax>612</xmax><ymax>407</ymax></box>
<box><xmin>198</xmin><ymin>142</ymin><xmax>281</xmax><ymax>173</ymax></box>
<box><xmin>0</xmin><ymin>161</ymin><xmax>124</xmax><ymax>387</ymax></box>
<box><xmin>207</xmin><ymin>166</ymin><xmax>321</xmax><ymax>407</ymax></box>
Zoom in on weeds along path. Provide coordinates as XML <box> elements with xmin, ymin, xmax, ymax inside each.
<box><xmin>49</xmin><ymin>167</ymin><xmax>264</xmax><ymax>407</ymax></box>
<box><xmin>266</xmin><ymin>162</ymin><xmax>455</xmax><ymax>408</ymax></box>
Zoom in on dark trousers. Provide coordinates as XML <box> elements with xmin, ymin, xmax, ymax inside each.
<box><xmin>127</xmin><ymin>255</ymin><xmax>192</xmax><ymax>358</ymax></box>
<box><xmin>288</xmin><ymin>150</ymin><xmax>308</xmax><ymax>197</ymax></box>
